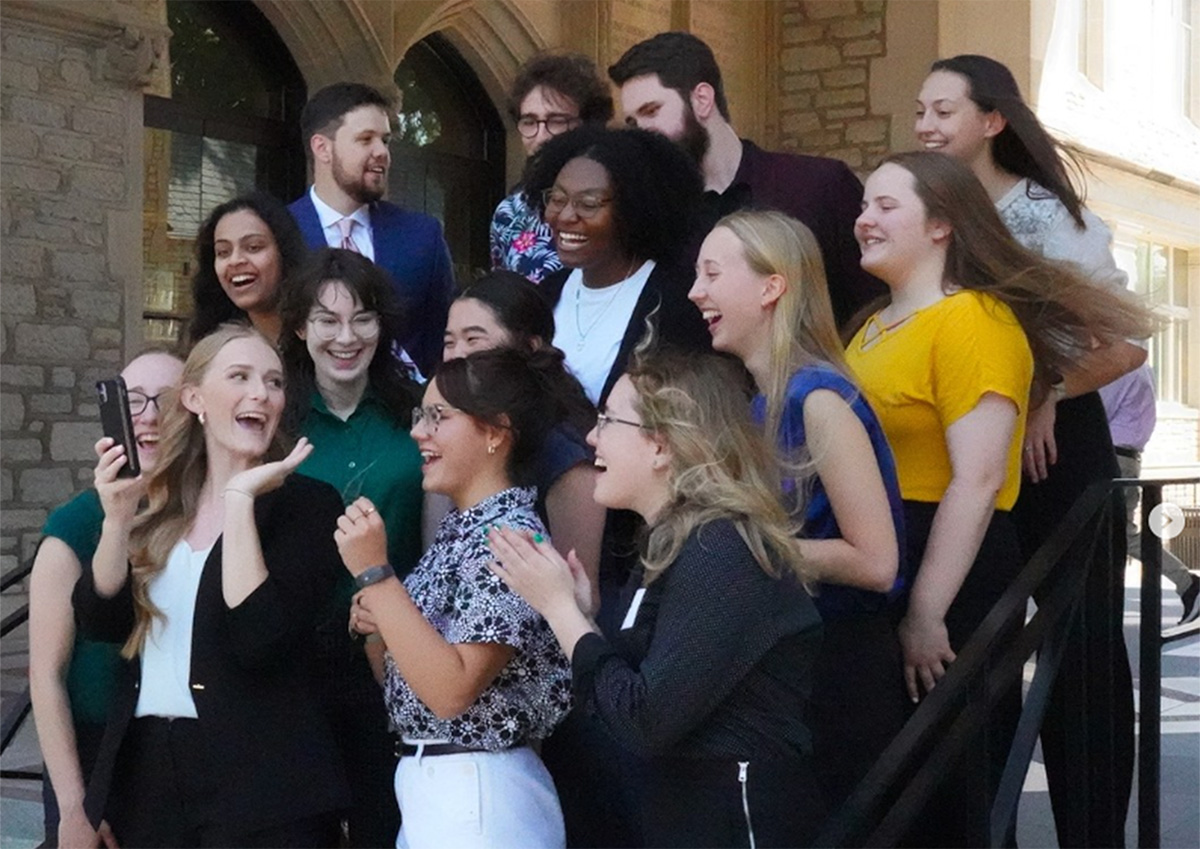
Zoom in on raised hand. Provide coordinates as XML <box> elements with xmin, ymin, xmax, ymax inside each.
<box><xmin>335</xmin><ymin>497</ymin><xmax>389</xmax><ymax>576</ymax></box>
<box><xmin>487</xmin><ymin>526</ymin><xmax>579</xmax><ymax>619</ymax></box>
<box><xmin>93</xmin><ymin>437</ymin><xmax>147</xmax><ymax>526</ymax></box>
<box><xmin>224</xmin><ymin>437</ymin><xmax>313</xmax><ymax>501</ymax></box>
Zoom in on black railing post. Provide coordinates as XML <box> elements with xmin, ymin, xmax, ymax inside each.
<box><xmin>1138</xmin><ymin>483</ymin><xmax>1163</xmax><ymax>849</ymax></box>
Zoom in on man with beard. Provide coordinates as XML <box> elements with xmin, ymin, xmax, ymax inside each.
<box><xmin>289</xmin><ymin>83</ymin><xmax>453</xmax><ymax>375</ymax></box>
<box><xmin>609</xmin><ymin>32</ymin><xmax>883</xmax><ymax>328</ymax></box>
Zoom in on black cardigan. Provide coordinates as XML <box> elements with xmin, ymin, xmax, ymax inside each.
<box><xmin>540</xmin><ymin>260</ymin><xmax>712</xmax><ymax>406</ymax></box>
<box><xmin>74</xmin><ymin>474</ymin><xmax>351</xmax><ymax>834</ymax></box>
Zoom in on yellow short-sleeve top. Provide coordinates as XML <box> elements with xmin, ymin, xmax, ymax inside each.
<box><xmin>845</xmin><ymin>290</ymin><xmax>1034</xmax><ymax>511</ymax></box>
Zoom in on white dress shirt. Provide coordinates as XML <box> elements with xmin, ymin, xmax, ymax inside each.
<box><xmin>310</xmin><ymin>186</ymin><xmax>375</xmax><ymax>260</ymax></box>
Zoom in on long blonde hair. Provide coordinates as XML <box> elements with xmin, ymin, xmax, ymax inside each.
<box><xmin>122</xmin><ymin>324</ymin><xmax>287</xmax><ymax>658</ymax></box>
<box><xmin>626</xmin><ymin>349</ymin><xmax>814</xmax><ymax>587</ymax></box>
<box><xmin>712</xmin><ymin>211</ymin><xmax>849</xmax><ymax>449</ymax></box>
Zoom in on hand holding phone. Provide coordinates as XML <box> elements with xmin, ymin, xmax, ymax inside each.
<box><xmin>96</xmin><ymin>377</ymin><xmax>141</xmax><ymax>479</ymax></box>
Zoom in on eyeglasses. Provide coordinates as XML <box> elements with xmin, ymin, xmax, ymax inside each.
<box><xmin>595</xmin><ymin>412</ymin><xmax>647</xmax><ymax>432</ymax></box>
<box><xmin>542</xmin><ymin>189</ymin><xmax>613</xmax><ymax>220</ymax></box>
<box><xmin>516</xmin><ymin>115</ymin><xmax>579</xmax><ymax>138</ymax></box>
<box><xmin>127</xmin><ymin>391</ymin><xmax>166</xmax><ymax>416</ymax></box>
<box><xmin>307</xmin><ymin>313</ymin><xmax>381</xmax><ymax>342</ymax></box>
<box><xmin>412</xmin><ymin>404</ymin><xmax>461</xmax><ymax>433</ymax></box>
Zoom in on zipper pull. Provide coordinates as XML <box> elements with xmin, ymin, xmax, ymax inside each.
<box><xmin>738</xmin><ymin>761</ymin><xmax>749</xmax><ymax>783</ymax></box>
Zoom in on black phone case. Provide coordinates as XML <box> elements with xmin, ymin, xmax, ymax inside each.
<box><xmin>96</xmin><ymin>377</ymin><xmax>141</xmax><ymax>478</ymax></box>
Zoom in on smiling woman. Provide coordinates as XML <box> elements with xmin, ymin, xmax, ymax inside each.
<box><xmin>186</xmin><ymin>191</ymin><xmax>310</xmax><ymax>348</ymax></box>
<box><xmin>278</xmin><ymin>247</ymin><xmax>424</xmax><ymax>846</ymax></box>
<box><xmin>522</xmin><ymin>125</ymin><xmax>711</xmax><ymax>407</ymax></box>
<box><xmin>332</xmin><ymin>348</ymin><xmax>588</xmax><ymax>848</ymax></box>
<box><xmin>74</xmin><ymin>324</ymin><xmax>349</xmax><ymax>847</ymax></box>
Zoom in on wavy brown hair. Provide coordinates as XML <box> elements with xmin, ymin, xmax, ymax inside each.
<box><xmin>884</xmin><ymin>152</ymin><xmax>1154</xmax><ymax>400</ymax></box>
<box><xmin>123</xmin><ymin>324</ymin><xmax>288</xmax><ymax>658</ymax></box>
<box><xmin>625</xmin><ymin>349</ymin><xmax>813</xmax><ymax>587</ymax></box>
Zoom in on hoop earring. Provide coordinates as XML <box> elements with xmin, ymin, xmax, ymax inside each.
<box><xmin>198</xmin><ymin>411</ymin><xmax>206</xmax><ymax>426</ymax></box>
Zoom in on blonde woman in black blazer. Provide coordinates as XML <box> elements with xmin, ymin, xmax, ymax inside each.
<box><xmin>76</xmin><ymin>325</ymin><xmax>348</xmax><ymax>847</ymax></box>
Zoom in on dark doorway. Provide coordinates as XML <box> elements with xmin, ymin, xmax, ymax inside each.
<box><xmin>391</xmin><ymin>33</ymin><xmax>507</xmax><ymax>284</ymax></box>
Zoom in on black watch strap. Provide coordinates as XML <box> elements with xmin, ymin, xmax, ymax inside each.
<box><xmin>354</xmin><ymin>564</ymin><xmax>395</xmax><ymax>590</ymax></box>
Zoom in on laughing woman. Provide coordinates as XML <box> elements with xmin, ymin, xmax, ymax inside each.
<box><xmin>279</xmin><ymin>248</ymin><xmax>424</xmax><ymax>848</ymax></box>
<box><xmin>689</xmin><ymin>210</ymin><xmax>908</xmax><ymax>810</ymax></box>
<box><xmin>489</xmin><ymin>351</ymin><xmax>826</xmax><ymax>848</ymax></box>
<box><xmin>186</xmin><ymin>192</ymin><xmax>309</xmax><ymax>348</ymax></box>
<box><xmin>75</xmin><ymin>325</ymin><xmax>348</xmax><ymax>846</ymax></box>
<box><xmin>334</xmin><ymin>349</ymin><xmax>577</xmax><ymax>849</ymax></box>
<box><xmin>844</xmin><ymin>151</ymin><xmax>1149</xmax><ymax>847</ymax></box>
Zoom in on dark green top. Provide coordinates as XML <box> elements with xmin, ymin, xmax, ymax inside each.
<box><xmin>42</xmin><ymin>488</ymin><xmax>122</xmax><ymax>726</ymax></box>
<box><xmin>298</xmin><ymin>390</ymin><xmax>424</xmax><ymax>612</ymax></box>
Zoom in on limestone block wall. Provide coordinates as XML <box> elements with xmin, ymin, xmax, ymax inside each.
<box><xmin>775</xmin><ymin>0</ymin><xmax>889</xmax><ymax>175</ymax></box>
<box><xmin>0</xmin><ymin>2</ymin><xmax>164</xmax><ymax>571</ymax></box>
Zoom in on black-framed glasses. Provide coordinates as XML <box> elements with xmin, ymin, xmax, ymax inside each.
<box><xmin>595</xmin><ymin>412</ymin><xmax>647</xmax><ymax>432</ymax></box>
<box><xmin>412</xmin><ymin>404</ymin><xmax>461</xmax><ymax>433</ymax></box>
<box><xmin>541</xmin><ymin>189</ymin><xmax>613</xmax><ymax>219</ymax></box>
<box><xmin>307</xmin><ymin>312</ymin><xmax>381</xmax><ymax>342</ymax></box>
<box><xmin>127</xmin><ymin>391</ymin><xmax>166</xmax><ymax>416</ymax></box>
<box><xmin>516</xmin><ymin>115</ymin><xmax>579</xmax><ymax>138</ymax></box>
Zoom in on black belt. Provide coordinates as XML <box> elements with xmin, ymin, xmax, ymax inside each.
<box><xmin>1114</xmin><ymin>446</ymin><xmax>1141</xmax><ymax>460</ymax></box>
<box><xmin>397</xmin><ymin>741</ymin><xmax>495</xmax><ymax>758</ymax></box>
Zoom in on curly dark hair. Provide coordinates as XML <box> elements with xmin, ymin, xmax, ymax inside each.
<box><xmin>455</xmin><ymin>270</ymin><xmax>596</xmax><ymax>436</ymax></box>
<box><xmin>434</xmin><ymin>347</ymin><xmax>591</xmax><ymax>487</ymax></box>
<box><xmin>608</xmin><ymin>31</ymin><xmax>730</xmax><ymax>121</ymax></box>
<box><xmin>930</xmin><ymin>55</ymin><xmax>1086</xmax><ymax>227</ymax></box>
<box><xmin>521</xmin><ymin>126</ymin><xmax>703</xmax><ymax>263</ymax></box>
<box><xmin>278</xmin><ymin>248</ymin><xmax>421</xmax><ymax>433</ymax></box>
<box><xmin>507</xmin><ymin>52</ymin><xmax>614</xmax><ymax>126</ymax></box>
<box><xmin>185</xmin><ymin>191</ymin><xmax>309</xmax><ymax>349</ymax></box>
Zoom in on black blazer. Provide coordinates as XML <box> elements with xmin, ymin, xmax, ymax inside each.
<box><xmin>74</xmin><ymin>474</ymin><xmax>351</xmax><ymax>834</ymax></box>
<box><xmin>540</xmin><ymin>260</ymin><xmax>712</xmax><ymax>406</ymax></box>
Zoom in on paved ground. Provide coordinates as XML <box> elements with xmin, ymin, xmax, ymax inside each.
<box><xmin>2</xmin><ymin>570</ymin><xmax>1197</xmax><ymax>849</ymax></box>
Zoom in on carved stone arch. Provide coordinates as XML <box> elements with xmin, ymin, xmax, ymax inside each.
<box><xmin>403</xmin><ymin>1</ymin><xmax>555</xmax><ymax>120</ymax></box>
<box><xmin>251</xmin><ymin>0</ymin><xmax>396</xmax><ymax>95</ymax></box>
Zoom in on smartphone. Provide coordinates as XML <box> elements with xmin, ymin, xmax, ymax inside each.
<box><xmin>96</xmin><ymin>377</ymin><xmax>141</xmax><ymax>478</ymax></box>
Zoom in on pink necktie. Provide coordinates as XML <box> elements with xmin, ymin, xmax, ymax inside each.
<box><xmin>336</xmin><ymin>217</ymin><xmax>360</xmax><ymax>254</ymax></box>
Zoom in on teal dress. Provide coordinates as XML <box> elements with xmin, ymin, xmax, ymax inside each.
<box><xmin>297</xmin><ymin>389</ymin><xmax>424</xmax><ymax>848</ymax></box>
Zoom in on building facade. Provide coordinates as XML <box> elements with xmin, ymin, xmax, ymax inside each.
<box><xmin>3</xmin><ymin>0</ymin><xmax>1198</xmax><ymax>568</ymax></box>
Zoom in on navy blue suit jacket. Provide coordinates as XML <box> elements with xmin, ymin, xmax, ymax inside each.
<box><xmin>289</xmin><ymin>194</ymin><xmax>455</xmax><ymax>375</ymax></box>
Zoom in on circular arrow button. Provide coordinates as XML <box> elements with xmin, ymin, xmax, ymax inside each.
<box><xmin>1148</xmin><ymin>503</ymin><xmax>1185</xmax><ymax>541</ymax></box>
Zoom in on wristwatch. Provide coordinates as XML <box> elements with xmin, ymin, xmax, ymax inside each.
<box><xmin>354</xmin><ymin>564</ymin><xmax>395</xmax><ymax>590</ymax></box>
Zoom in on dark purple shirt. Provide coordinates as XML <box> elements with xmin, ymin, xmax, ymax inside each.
<box><xmin>699</xmin><ymin>140</ymin><xmax>886</xmax><ymax>329</ymax></box>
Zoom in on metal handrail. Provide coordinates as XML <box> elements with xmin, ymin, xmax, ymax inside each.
<box><xmin>817</xmin><ymin>476</ymin><xmax>1198</xmax><ymax>848</ymax></box>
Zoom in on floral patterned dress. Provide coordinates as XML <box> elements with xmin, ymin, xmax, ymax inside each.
<box><xmin>489</xmin><ymin>189</ymin><xmax>563</xmax><ymax>284</ymax></box>
<box><xmin>383</xmin><ymin>487</ymin><xmax>572</xmax><ymax>749</ymax></box>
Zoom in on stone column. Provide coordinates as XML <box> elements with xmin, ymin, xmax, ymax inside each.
<box><xmin>1</xmin><ymin>0</ymin><xmax>167</xmax><ymax>569</ymax></box>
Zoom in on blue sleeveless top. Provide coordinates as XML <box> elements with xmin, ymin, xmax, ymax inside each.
<box><xmin>753</xmin><ymin>363</ymin><xmax>909</xmax><ymax>618</ymax></box>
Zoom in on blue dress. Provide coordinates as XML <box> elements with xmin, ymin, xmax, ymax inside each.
<box><xmin>753</xmin><ymin>362</ymin><xmax>911</xmax><ymax>808</ymax></box>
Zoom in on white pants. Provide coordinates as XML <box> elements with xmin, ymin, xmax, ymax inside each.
<box><xmin>395</xmin><ymin>744</ymin><xmax>565</xmax><ymax>849</ymax></box>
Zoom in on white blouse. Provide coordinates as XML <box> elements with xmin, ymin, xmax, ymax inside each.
<box><xmin>134</xmin><ymin>539</ymin><xmax>213</xmax><ymax>719</ymax></box>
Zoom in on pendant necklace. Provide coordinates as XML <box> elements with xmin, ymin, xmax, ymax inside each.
<box><xmin>574</xmin><ymin>259</ymin><xmax>640</xmax><ymax>350</ymax></box>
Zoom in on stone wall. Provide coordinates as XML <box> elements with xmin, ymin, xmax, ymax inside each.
<box><xmin>0</xmin><ymin>2</ymin><xmax>165</xmax><ymax>572</ymax></box>
<box><xmin>775</xmin><ymin>0</ymin><xmax>889</xmax><ymax>175</ymax></box>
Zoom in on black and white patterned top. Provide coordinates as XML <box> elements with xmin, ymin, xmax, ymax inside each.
<box><xmin>383</xmin><ymin>487</ymin><xmax>571</xmax><ymax>750</ymax></box>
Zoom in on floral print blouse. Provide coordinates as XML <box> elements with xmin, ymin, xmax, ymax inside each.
<box><xmin>489</xmin><ymin>188</ymin><xmax>563</xmax><ymax>284</ymax></box>
<box><xmin>383</xmin><ymin>487</ymin><xmax>572</xmax><ymax>749</ymax></box>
